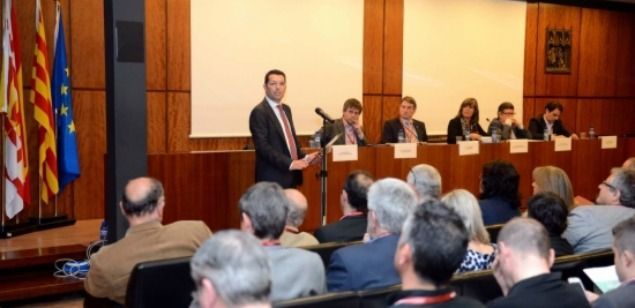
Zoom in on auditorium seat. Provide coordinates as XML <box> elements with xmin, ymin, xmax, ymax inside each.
<box><xmin>450</xmin><ymin>269</ymin><xmax>502</xmax><ymax>303</ymax></box>
<box><xmin>485</xmin><ymin>224</ymin><xmax>504</xmax><ymax>243</ymax></box>
<box><xmin>83</xmin><ymin>292</ymin><xmax>123</xmax><ymax>308</ymax></box>
<box><xmin>125</xmin><ymin>256</ymin><xmax>193</xmax><ymax>308</ymax></box>
<box><xmin>302</xmin><ymin>241</ymin><xmax>362</xmax><ymax>268</ymax></box>
<box><xmin>551</xmin><ymin>248</ymin><xmax>613</xmax><ymax>289</ymax></box>
<box><xmin>357</xmin><ymin>284</ymin><xmax>400</xmax><ymax>308</ymax></box>
<box><xmin>274</xmin><ymin>291</ymin><xmax>359</xmax><ymax>308</ymax></box>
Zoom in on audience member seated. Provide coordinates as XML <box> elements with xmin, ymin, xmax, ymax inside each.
<box><xmin>563</xmin><ymin>168</ymin><xmax>635</xmax><ymax>254</ymax></box>
<box><xmin>406</xmin><ymin>164</ymin><xmax>442</xmax><ymax>202</ymax></box>
<box><xmin>487</xmin><ymin>102</ymin><xmax>529</xmax><ymax>141</ymax></box>
<box><xmin>528</xmin><ymin>101</ymin><xmax>579</xmax><ymax>140</ymax></box>
<box><xmin>447</xmin><ymin>97</ymin><xmax>487</xmax><ymax>144</ymax></box>
<box><xmin>622</xmin><ymin>157</ymin><xmax>635</xmax><ymax>170</ymax></box>
<box><xmin>443</xmin><ymin>189</ymin><xmax>496</xmax><ymax>273</ymax></box>
<box><xmin>585</xmin><ymin>216</ymin><xmax>635</xmax><ymax>308</ymax></box>
<box><xmin>320</xmin><ymin>98</ymin><xmax>367</xmax><ymax>146</ymax></box>
<box><xmin>84</xmin><ymin>177</ymin><xmax>212</xmax><ymax>304</ymax></box>
<box><xmin>478</xmin><ymin>160</ymin><xmax>521</xmax><ymax>225</ymax></box>
<box><xmin>280</xmin><ymin>189</ymin><xmax>319</xmax><ymax>247</ymax></box>
<box><xmin>527</xmin><ymin>192</ymin><xmax>574</xmax><ymax>257</ymax></box>
<box><xmin>532</xmin><ymin>166</ymin><xmax>575</xmax><ymax>210</ymax></box>
<box><xmin>391</xmin><ymin>199</ymin><xmax>484</xmax><ymax>308</ymax></box>
<box><xmin>327</xmin><ymin>178</ymin><xmax>417</xmax><ymax>291</ymax></box>
<box><xmin>381</xmin><ymin>96</ymin><xmax>428</xmax><ymax>143</ymax></box>
<box><xmin>315</xmin><ymin>170</ymin><xmax>374</xmax><ymax>243</ymax></box>
<box><xmin>239</xmin><ymin>182</ymin><xmax>325</xmax><ymax>301</ymax></box>
<box><xmin>190</xmin><ymin>230</ymin><xmax>271</xmax><ymax>308</ymax></box>
<box><xmin>488</xmin><ymin>218</ymin><xmax>590</xmax><ymax>308</ymax></box>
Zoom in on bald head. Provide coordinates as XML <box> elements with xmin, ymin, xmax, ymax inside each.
<box><xmin>121</xmin><ymin>177</ymin><xmax>164</xmax><ymax>217</ymax></box>
<box><xmin>623</xmin><ymin>157</ymin><xmax>635</xmax><ymax>170</ymax></box>
<box><xmin>284</xmin><ymin>189</ymin><xmax>308</xmax><ymax>227</ymax></box>
<box><xmin>498</xmin><ymin>217</ymin><xmax>551</xmax><ymax>260</ymax></box>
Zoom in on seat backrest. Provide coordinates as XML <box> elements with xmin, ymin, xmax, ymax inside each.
<box><xmin>83</xmin><ymin>292</ymin><xmax>124</xmax><ymax>308</ymax></box>
<box><xmin>485</xmin><ymin>224</ymin><xmax>505</xmax><ymax>243</ymax></box>
<box><xmin>450</xmin><ymin>269</ymin><xmax>502</xmax><ymax>303</ymax></box>
<box><xmin>125</xmin><ymin>256</ymin><xmax>194</xmax><ymax>308</ymax></box>
<box><xmin>274</xmin><ymin>291</ymin><xmax>359</xmax><ymax>308</ymax></box>
<box><xmin>357</xmin><ymin>284</ymin><xmax>401</xmax><ymax>308</ymax></box>
<box><xmin>303</xmin><ymin>241</ymin><xmax>362</xmax><ymax>268</ymax></box>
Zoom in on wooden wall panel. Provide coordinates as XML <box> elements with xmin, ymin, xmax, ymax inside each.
<box><xmin>166</xmin><ymin>0</ymin><xmax>190</xmax><ymax>91</ymax></box>
<box><xmin>70</xmin><ymin>0</ymin><xmax>105</xmax><ymax>89</ymax></box>
<box><xmin>145</xmin><ymin>0</ymin><xmax>167</xmax><ymax>91</ymax></box>
<box><xmin>363</xmin><ymin>95</ymin><xmax>383</xmax><ymax>144</ymax></box>
<box><xmin>72</xmin><ymin>90</ymin><xmax>106</xmax><ymax>219</ymax></box>
<box><xmin>533</xmin><ymin>98</ymin><xmax>578</xmax><ymax>135</ymax></box>
<box><xmin>381</xmin><ymin>95</ymin><xmax>402</xmax><ymax>139</ymax></box>
<box><xmin>363</xmin><ymin>0</ymin><xmax>384</xmax><ymax>95</ymax></box>
<box><xmin>575</xmin><ymin>99</ymin><xmax>635</xmax><ymax>136</ymax></box>
<box><xmin>382</xmin><ymin>0</ymin><xmax>403</xmax><ymax>95</ymax></box>
<box><xmin>577</xmin><ymin>8</ymin><xmax>619</xmax><ymax>97</ymax></box>
<box><xmin>615</xmin><ymin>12</ymin><xmax>635</xmax><ymax>97</ymax></box>
<box><xmin>535</xmin><ymin>3</ymin><xmax>580</xmax><ymax>96</ymax></box>
<box><xmin>523</xmin><ymin>97</ymin><xmax>536</xmax><ymax>127</ymax></box>
<box><xmin>147</xmin><ymin>92</ymin><xmax>167</xmax><ymax>154</ymax></box>
<box><xmin>166</xmin><ymin>92</ymin><xmax>191</xmax><ymax>152</ymax></box>
<box><xmin>523</xmin><ymin>3</ymin><xmax>538</xmax><ymax>97</ymax></box>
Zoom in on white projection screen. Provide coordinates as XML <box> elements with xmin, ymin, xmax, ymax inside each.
<box><xmin>403</xmin><ymin>0</ymin><xmax>526</xmax><ymax>135</ymax></box>
<box><xmin>191</xmin><ymin>0</ymin><xmax>363</xmax><ymax>137</ymax></box>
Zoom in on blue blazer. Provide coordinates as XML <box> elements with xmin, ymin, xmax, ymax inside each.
<box><xmin>326</xmin><ymin>234</ymin><xmax>400</xmax><ymax>292</ymax></box>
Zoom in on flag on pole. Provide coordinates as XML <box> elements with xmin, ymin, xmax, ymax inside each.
<box><xmin>31</xmin><ymin>0</ymin><xmax>59</xmax><ymax>204</ymax></box>
<box><xmin>3</xmin><ymin>0</ymin><xmax>31</xmax><ymax>218</ymax></box>
<box><xmin>52</xmin><ymin>2</ymin><xmax>79</xmax><ymax>190</ymax></box>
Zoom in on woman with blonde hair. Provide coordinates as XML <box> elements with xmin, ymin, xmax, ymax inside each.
<box><xmin>442</xmin><ymin>189</ymin><xmax>495</xmax><ymax>273</ymax></box>
<box><xmin>532</xmin><ymin>166</ymin><xmax>574</xmax><ymax>209</ymax></box>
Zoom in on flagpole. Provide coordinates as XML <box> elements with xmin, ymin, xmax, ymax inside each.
<box><xmin>1</xmin><ymin>113</ymin><xmax>6</xmax><ymax>228</ymax></box>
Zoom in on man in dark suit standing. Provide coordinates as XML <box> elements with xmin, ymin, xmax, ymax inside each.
<box><xmin>381</xmin><ymin>96</ymin><xmax>428</xmax><ymax>143</ymax></box>
<box><xmin>528</xmin><ymin>101</ymin><xmax>579</xmax><ymax>140</ymax></box>
<box><xmin>249</xmin><ymin>69</ymin><xmax>319</xmax><ymax>188</ymax></box>
<box><xmin>321</xmin><ymin>98</ymin><xmax>367</xmax><ymax>146</ymax></box>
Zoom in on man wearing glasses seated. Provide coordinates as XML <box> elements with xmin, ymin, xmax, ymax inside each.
<box><xmin>487</xmin><ymin>102</ymin><xmax>529</xmax><ymax>141</ymax></box>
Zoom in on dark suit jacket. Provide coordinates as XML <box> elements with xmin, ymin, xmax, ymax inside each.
<box><xmin>487</xmin><ymin>273</ymin><xmax>589</xmax><ymax>308</ymax></box>
<box><xmin>327</xmin><ymin>234</ymin><xmax>400</xmax><ymax>291</ymax></box>
<box><xmin>322</xmin><ymin>119</ymin><xmax>367</xmax><ymax>146</ymax></box>
<box><xmin>249</xmin><ymin>99</ymin><xmax>305</xmax><ymax>188</ymax></box>
<box><xmin>314</xmin><ymin>215</ymin><xmax>367</xmax><ymax>243</ymax></box>
<box><xmin>487</xmin><ymin>118</ymin><xmax>529</xmax><ymax>140</ymax></box>
<box><xmin>381</xmin><ymin>118</ymin><xmax>428</xmax><ymax>143</ymax></box>
<box><xmin>593</xmin><ymin>282</ymin><xmax>635</xmax><ymax>308</ymax></box>
<box><xmin>528</xmin><ymin>116</ymin><xmax>571</xmax><ymax>140</ymax></box>
<box><xmin>447</xmin><ymin>117</ymin><xmax>487</xmax><ymax>144</ymax></box>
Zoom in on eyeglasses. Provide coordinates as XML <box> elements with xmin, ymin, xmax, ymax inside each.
<box><xmin>502</xmin><ymin>112</ymin><xmax>515</xmax><ymax>116</ymax></box>
<box><xmin>601</xmin><ymin>181</ymin><xmax>617</xmax><ymax>191</ymax></box>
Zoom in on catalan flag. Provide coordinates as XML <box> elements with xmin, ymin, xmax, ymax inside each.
<box><xmin>2</xmin><ymin>0</ymin><xmax>31</xmax><ymax>218</ymax></box>
<box><xmin>52</xmin><ymin>2</ymin><xmax>79</xmax><ymax>190</ymax></box>
<box><xmin>31</xmin><ymin>0</ymin><xmax>59</xmax><ymax>204</ymax></box>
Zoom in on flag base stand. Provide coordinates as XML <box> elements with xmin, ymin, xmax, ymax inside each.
<box><xmin>31</xmin><ymin>215</ymin><xmax>76</xmax><ymax>231</ymax></box>
<box><xmin>0</xmin><ymin>222</ymin><xmax>37</xmax><ymax>239</ymax></box>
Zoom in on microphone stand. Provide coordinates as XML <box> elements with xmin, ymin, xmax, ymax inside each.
<box><xmin>319</xmin><ymin>118</ymin><xmax>328</xmax><ymax>226</ymax></box>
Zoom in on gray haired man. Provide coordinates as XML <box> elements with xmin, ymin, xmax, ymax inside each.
<box><xmin>407</xmin><ymin>164</ymin><xmax>442</xmax><ymax>202</ymax></box>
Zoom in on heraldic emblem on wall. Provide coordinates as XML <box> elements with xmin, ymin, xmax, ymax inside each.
<box><xmin>545</xmin><ymin>29</ymin><xmax>572</xmax><ymax>73</ymax></box>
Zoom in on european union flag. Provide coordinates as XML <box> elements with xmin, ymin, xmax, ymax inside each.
<box><xmin>52</xmin><ymin>9</ymin><xmax>79</xmax><ymax>190</ymax></box>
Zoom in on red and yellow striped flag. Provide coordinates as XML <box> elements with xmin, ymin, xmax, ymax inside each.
<box><xmin>30</xmin><ymin>0</ymin><xmax>58</xmax><ymax>204</ymax></box>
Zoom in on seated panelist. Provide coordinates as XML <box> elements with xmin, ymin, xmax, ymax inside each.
<box><xmin>528</xmin><ymin>101</ymin><xmax>579</xmax><ymax>140</ymax></box>
<box><xmin>487</xmin><ymin>102</ymin><xmax>529</xmax><ymax>140</ymax></box>
<box><xmin>321</xmin><ymin>98</ymin><xmax>367</xmax><ymax>146</ymax></box>
<box><xmin>447</xmin><ymin>97</ymin><xmax>487</xmax><ymax>144</ymax></box>
<box><xmin>380</xmin><ymin>96</ymin><xmax>428</xmax><ymax>143</ymax></box>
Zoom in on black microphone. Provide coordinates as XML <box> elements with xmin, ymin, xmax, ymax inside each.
<box><xmin>315</xmin><ymin>107</ymin><xmax>335</xmax><ymax>123</ymax></box>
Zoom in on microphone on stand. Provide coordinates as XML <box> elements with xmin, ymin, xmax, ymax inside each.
<box><xmin>315</xmin><ymin>107</ymin><xmax>335</xmax><ymax>123</ymax></box>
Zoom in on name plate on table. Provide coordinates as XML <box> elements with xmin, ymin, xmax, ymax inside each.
<box><xmin>600</xmin><ymin>136</ymin><xmax>617</xmax><ymax>149</ymax></box>
<box><xmin>554</xmin><ymin>137</ymin><xmax>572</xmax><ymax>152</ymax></box>
<box><xmin>393</xmin><ymin>143</ymin><xmax>418</xmax><ymax>159</ymax></box>
<box><xmin>509</xmin><ymin>139</ymin><xmax>529</xmax><ymax>154</ymax></box>
<box><xmin>458</xmin><ymin>141</ymin><xmax>479</xmax><ymax>156</ymax></box>
<box><xmin>332</xmin><ymin>144</ymin><xmax>358</xmax><ymax>162</ymax></box>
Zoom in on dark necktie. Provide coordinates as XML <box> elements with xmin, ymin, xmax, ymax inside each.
<box><xmin>277</xmin><ymin>104</ymin><xmax>298</xmax><ymax>160</ymax></box>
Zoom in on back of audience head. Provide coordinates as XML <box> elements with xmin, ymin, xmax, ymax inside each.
<box><xmin>342</xmin><ymin>170</ymin><xmax>374</xmax><ymax>214</ymax></box>
<box><xmin>396</xmin><ymin>199</ymin><xmax>468</xmax><ymax>287</ymax></box>
<box><xmin>284</xmin><ymin>189</ymin><xmax>307</xmax><ymax>228</ymax></box>
<box><xmin>532</xmin><ymin>166</ymin><xmax>574</xmax><ymax>209</ymax></box>
<box><xmin>612</xmin><ymin>215</ymin><xmax>635</xmax><ymax>282</ymax></box>
<box><xmin>623</xmin><ymin>157</ymin><xmax>635</xmax><ymax>170</ymax></box>
<box><xmin>191</xmin><ymin>230</ymin><xmax>271</xmax><ymax>308</ymax></box>
<box><xmin>600</xmin><ymin>167</ymin><xmax>635</xmax><ymax>208</ymax></box>
<box><xmin>498</xmin><ymin>217</ymin><xmax>553</xmax><ymax>263</ymax></box>
<box><xmin>527</xmin><ymin>192</ymin><xmax>568</xmax><ymax>236</ymax></box>
<box><xmin>442</xmin><ymin>189</ymin><xmax>490</xmax><ymax>244</ymax></box>
<box><xmin>407</xmin><ymin>164</ymin><xmax>442</xmax><ymax>201</ymax></box>
<box><xmin>239</xmin><ymin>182</ymin><xmax>289</xmax><ymax>240</ymax></box>
<box><xmin>480</xmin><ymin>160</ymin><xmax>521</xmax><ymax>209</ymax></box>
<box><xmin>120</xmin><ymin>177</ymin><xmax>165</xmax><ymax>219</ymax></box>
<box><xmin>367</xmin><ymin>178</ymin><xmax>417</xmax><ymax>238</ymax></box>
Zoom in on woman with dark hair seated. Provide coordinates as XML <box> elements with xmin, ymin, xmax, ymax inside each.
<box><xmin>478</xmin><ymin>160</ymin><xmax>521</xmax><ymax>225</ymax></box>
<box><xmin>527</xmin><ymin>192</ymin><xmax>574</xmax><ymax>257</ymax></box>
<box><xmin>446</xmin><ymin>97</ymin><xmax>487</xmax><ymax>144</ymax></box>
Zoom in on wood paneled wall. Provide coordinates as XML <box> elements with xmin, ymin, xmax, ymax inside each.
<box><xmin>4</xmin><ymin>0</ymin><xmax>635</xmax><ymax>221</ymax></box>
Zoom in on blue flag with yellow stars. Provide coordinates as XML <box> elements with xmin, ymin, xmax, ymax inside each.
<box><xmin>52</xmin><ymin>8</ymin><xmax>80</xmax><ymax>190</ymax></box>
